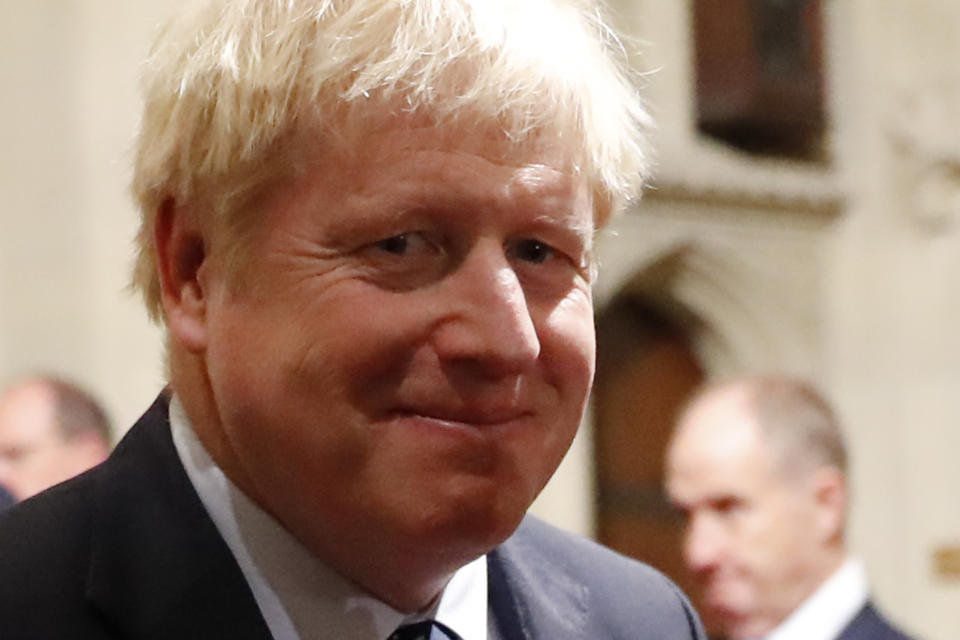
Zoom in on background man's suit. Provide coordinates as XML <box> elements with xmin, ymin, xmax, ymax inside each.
<box><xmin>837</xmin><ymin>603</ymin><xmax>914</xmax><ymax>640</ymax></box>
<box><xmin>0</xmin><ymin>394</ymin><xmax>705</xmax><ymax>639</ymax></box>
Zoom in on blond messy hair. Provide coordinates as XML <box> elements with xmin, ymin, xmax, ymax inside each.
<box><xmin>131</xmin><ymin>0</ymin><xmax>653</xmax><ymax>322</ymax></box>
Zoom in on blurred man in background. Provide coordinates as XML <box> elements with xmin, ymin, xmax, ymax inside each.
<box><xmin>0</xmin><ymin>375</ymin><xmax>111</xmax><ymax>502</ymax></box>
<box><xmin>666</xmin><ymin>375</ymin><xmax>913</xmax><ymax>640</ymax></box>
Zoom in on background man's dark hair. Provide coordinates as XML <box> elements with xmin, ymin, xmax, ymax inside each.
<box><xmin>37</xmin><ymin>376</ymin><xmax>112</xmax><ymax>444</ymax></box>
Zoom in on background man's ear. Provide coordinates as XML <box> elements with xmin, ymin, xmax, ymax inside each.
<box><xmin>811</xmin><ymin>466</ymin><xmax>847</xmax><ymax>545</ymax></box>
<box><xmin>154</xmin><ymin>199</ymin><xmax>209</xmax><ymax>352</ymax></box>
<box><xmin>64</xmin><ymin>430</ymin><xmax>111</xmax><ymax>467</ymax></box>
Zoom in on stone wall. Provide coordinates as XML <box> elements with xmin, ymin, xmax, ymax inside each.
<box><xmin>543</xmin><ymin>2</ymin><xmax>957</xmax><ymax>638</ymax></box>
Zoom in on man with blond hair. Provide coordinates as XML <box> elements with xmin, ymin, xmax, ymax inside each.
<box><xmin>666</xmin><ymin>375</ymin><xmax>913</xmax><ymax>640</ymax></box>
<box><xmin>0</xmin><ymin>1</ymin><xmax>705</xmax><ymax>638</ymax></box>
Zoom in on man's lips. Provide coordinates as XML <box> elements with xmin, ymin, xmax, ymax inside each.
<box><xmin>387</xmin><ymin>405</ymin><xmax>531</xmax><ymax>427</ymax></box>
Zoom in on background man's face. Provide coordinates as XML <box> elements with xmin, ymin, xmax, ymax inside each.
<box><xmin>666</xmin><ymin>391</ymin><xmax>825</xmax><ymax>640</ymax></box>
<box><xmin>195</xmin><ymin>122</ymin><xmax>596</xmax><ymax>581</ymax></box>
<box><xmin>0</xmin><ymin>384</ymin><xmax>99</xmax><ymax>501</ymax></box>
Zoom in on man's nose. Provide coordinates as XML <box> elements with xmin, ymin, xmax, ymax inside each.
<box><xmin>684</xmin><ymin>513</ymin><xmax>723</xmax><ymax>575</ymax></box>
<box><xmin>430</xmin><ymin>241</ymin><xmax>541</xmax><ymax>375</ymax></box>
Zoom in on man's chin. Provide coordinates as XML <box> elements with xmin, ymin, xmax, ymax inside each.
<box><xmin>446</xmin><ymin>498</ymin><xmax>527</xmax><ymax>549</ymax></box>
<box><xmin>702</xmin><ymin>601</ymin><xmax>758</xmax><ymax>640</ymax></box>
<box><xmin>717</xmin><ymin>612</ymin><xmax>769</xmax><ymax>640</ymax></box>
<box><xmin>396</xmin><ymin>486</ymin><xmax>528</xmax><ymax>551</ymax></box>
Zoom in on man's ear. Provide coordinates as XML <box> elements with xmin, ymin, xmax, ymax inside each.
<box><xmin>154</xmin><ymin>198</ymin><xmax>209</xmax><ymax>353</ymax></box>
<box><xmin>811</xmin><ymin>466</ymin><xmax>847</xmax><ymax>544</ymax></box>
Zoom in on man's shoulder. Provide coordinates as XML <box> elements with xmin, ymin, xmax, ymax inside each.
<box><xmin>840</xmin><ymin>602</ymin><xmax>916</xmax><ymax>640</ymax></box>
<box><xmin>0</xmin><ymin>393</ymin><xmax>172</xmax><ymax>552</ymax></box>
<box><xmin>0</xmin><ymin>441</ymin><xmax>107</xmax><ymax>542</ymax></box>
<box><xmin>0</xmin><ymin>465</ymin><xmax>106</xmax><ymax>631</ymax></box>
<box><xmin>502</xmin><ymin>515</ymin><xmax>669</xmax><ymax>581</ymax></box>
<box><xmin>0</xmin><ymin>464</ymin><xmax>99</xmax><ymax>553</ymax></box>
<box><xmin>491</xmin><ymin>515</ymin><xmax>706</xmax><ymax>638</ymax></box>
<box><xmin>0</xmin><ymin>394</ymin><xmax>174</xmax><ymax>635</ymax></box>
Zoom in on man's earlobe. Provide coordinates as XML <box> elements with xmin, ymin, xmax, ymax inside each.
<box><xmin>154</xmin><ymin>199</ymin><xmax>209</xmax><ymax>352</ymax></box>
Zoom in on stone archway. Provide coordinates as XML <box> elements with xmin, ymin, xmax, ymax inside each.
<box><xmin>591</xmin><ymin>242</ymin><xmax>777</xmax><ymax>639</ymax></box>
<box><xmin>595</xmin><ymin>233</ymin><xmax>811</xmax><ymax>378</ymax></box>
<box><xmin>592</xmin><ymin>293</ymin><xmax>704</xmax><ymax>601</ymax></box>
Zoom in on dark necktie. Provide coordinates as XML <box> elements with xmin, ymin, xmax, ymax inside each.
<box><xmin>389</xmin><ymin>619</ymin><xmax>465</xmax><ymax>640</ymax></box>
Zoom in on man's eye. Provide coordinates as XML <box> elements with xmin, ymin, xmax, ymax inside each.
<box><xmin>0</xmin><ymin>446</ymin><xmax>27</xmax><ymax>463</ymax></box>
<box><xmin>373</xmin><ymin>233</ymin><xmax>433</xmax><ymax>256</ymax></box>
<box><xmin>375</xmin><ymin>234</ymin><xmax>410</xmax><ymax>254</ymax></box>
<box><xmin>510</xmin><ymin>239</ymin><xmax>557</xmax><ymax>264</ymax></box>
<box><xmin>713</xmin><ymin>496</ymin><xmax>745</xmax><ymax>517</ymax></box>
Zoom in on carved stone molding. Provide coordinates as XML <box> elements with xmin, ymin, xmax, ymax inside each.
<box><xmin>888</xmin><ymin>82</ymin><xmax>960</xmax><ymax>232</ymax></box>
<box><xmin>647</xmin><ymin>139</ymin><xmax>844</xmax><ymax>217</ymax></box>
<box><xmin>595</xmin><ymin>224</ymin><xmax>822</xmax><ymax>381</ymax></box>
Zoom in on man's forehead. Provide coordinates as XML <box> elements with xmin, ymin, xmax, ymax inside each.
<box><xmin>677</xmin><ymin>391</ymin><xmax>764</xmax><ymax>457</ymax></box>
<box><xmin>300</xmin><ymin>100</ymin><xmax>584</xmax><ymax>168</ymax></box>
<box><xmin>288</xmin><ymin>117</ymin><xmax>595</xmax><ymax>225</ymax></box>
<box><xmin>0</xmin><ymin>384</ymin><xmax>58</xmax><ymax>440</ymax></box>
<box><xmin>670</xmin><ymin>398</ymin><xmax>780</xmax><ymax>492</ymax></box>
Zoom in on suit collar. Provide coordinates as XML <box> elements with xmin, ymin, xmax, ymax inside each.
<box><xmin>766</xmin><ymin>558</ymin><xmax>868</xmax><ymax>640</ymax></box>
<box><xmin>84</xmin><ymin>393</ymin><xmax>272</xmax><ymax>639</ymax></box>
<box><xmin>487</xmin><ymin>518</ymin><xmax>589</xmax><ymax>640</ymax></box>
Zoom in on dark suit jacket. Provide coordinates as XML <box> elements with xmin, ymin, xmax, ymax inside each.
<box><xmin>0</xmin><ymin>393</ymin><xmax>706</xmax><ymax>639</ymax></box>
<box><xmin>837</xmin><ymin>602</ymin><xmax>915</xmax><ymax>640</ymax></box>
<box><xmin>0</xmin><ymin>484</ymin><xmax>14</xmax><ymax>511</ymax></box>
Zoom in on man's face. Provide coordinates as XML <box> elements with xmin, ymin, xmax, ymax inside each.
<box><xmin>0</xmin><ymin>384</ymin><xmax>96</xmax><ymax>501</ymax></box>
<box><xmin>665</xmin><ymin>390</ymin><xmax>826</xmax><ymax>640</ymax></box>
<box><xmin>189</xmin><ymin>123</ymin><xmax>595</xmax><ymax>587</ymax></box>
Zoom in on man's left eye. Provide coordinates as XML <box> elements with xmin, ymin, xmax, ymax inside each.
<box><xmin>510</xmin><ymin>239</ymin><xmax>557</xmax><ymax>264</ymax></box>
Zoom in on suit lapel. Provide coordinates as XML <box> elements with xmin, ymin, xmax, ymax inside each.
<box><xmin>84</xmin><ymin>394</ymin><xmax>273</xmax><ymax>639</ymax></box>
<box><xmin>836</xmin><ymin>602</ymin><xmax>912</xmax><ymax>640</ymax></box>
<box><xmin>486</xmin><ymin>521</ymin><xmax>589</xmax><ymax>640</ymax></box>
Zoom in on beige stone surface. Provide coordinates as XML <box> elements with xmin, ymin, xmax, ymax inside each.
<box><xmin>547</xmin><ymin>2</ymin><xmax>958</xmax><ymax>638</ymax></box>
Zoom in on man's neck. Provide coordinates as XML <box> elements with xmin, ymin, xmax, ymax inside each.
<box><xmin>169</xmin><ymin>350</ymin><xmax>485</xmax><ymax>612</ymax></box>
<box><xmin>169</xmin><ymin>394</ymin><xmax>490</xmax><ymax>639</ymax></box>
<box><xmin>765</xmin><ymin>557</ymin><xmax>869</xmax><ymax>640</ymax></box>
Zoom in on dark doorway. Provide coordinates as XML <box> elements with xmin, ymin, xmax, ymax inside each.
<box><xmin>593</xmin><ymin>296</ymin><xmax>721</xmax><ymax>636</ymax></box>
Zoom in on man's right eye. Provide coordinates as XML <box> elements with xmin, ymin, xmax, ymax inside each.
<box><xmin>376</xmin><ymin>234</ymin><xmax>410</xmax><ymax>254</ymax></box>
<box><xmin>373</xmin><ymin>232</ymin><xmax>434</xmax><ymax>256</ymax></box>
<box><xmin>359</xmin><ymin>231</ymin><xmax>448</xmax><ymax>291</ymax></box>
<box><xmin>712</xmin><ymin>496</ymin><xmax>745</xmax><ymax>517</ymax></box>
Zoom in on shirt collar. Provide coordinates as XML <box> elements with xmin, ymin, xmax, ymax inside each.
<box><xmin>766</xmin><ymin>557</ymin><xmax>869</xmax><ymax>640</ymax></box>
<box><xmin>169</xmin><ymin>395</ymin><xmax>488</xmax><ymax>640</ymax></box>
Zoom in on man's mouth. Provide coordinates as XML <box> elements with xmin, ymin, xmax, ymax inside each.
<box><xmin>388</xmin><ymin>404</ymin><xmax>531</xmax><ymax>427</ymax></box>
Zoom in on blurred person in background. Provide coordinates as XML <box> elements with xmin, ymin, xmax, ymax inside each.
<box><xmin>666</xmin><ymin>374</ymin><xmax>914</xmax><ymax>640</ymax></box>
<box><xmin>0</xmin><ymin>375</ymin><xmax>111</xmax><ymax>502</ymax></box>
<box><xmin>0</xmin><ymin>1</ymin><xmax>707</xmax><ymax>638</ymax></box>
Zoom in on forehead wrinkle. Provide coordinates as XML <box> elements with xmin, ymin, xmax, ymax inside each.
<box><xmin>506</xmin><ymin>167</ymin><xmax>592</xmax><ymax>236</ymax></box>
<box><xmin>362</xmin><ymin>148</ymin><xmax>578</xmax><ymax>215</ymax></box>
<box><xmin>509</xmin><ymin>163</ymin><xmax>585</xmax><ymax>202</ymax></box>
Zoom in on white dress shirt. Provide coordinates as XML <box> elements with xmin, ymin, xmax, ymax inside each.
<box><xmin>765</xmin><ymin>558</ymin><xmax>869</xmax><ymax>640</ymax></box>
<box><xmin>170</xmin><ymin>395</ymin><xmax>488</xmax><ymax>640</ymax></box>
